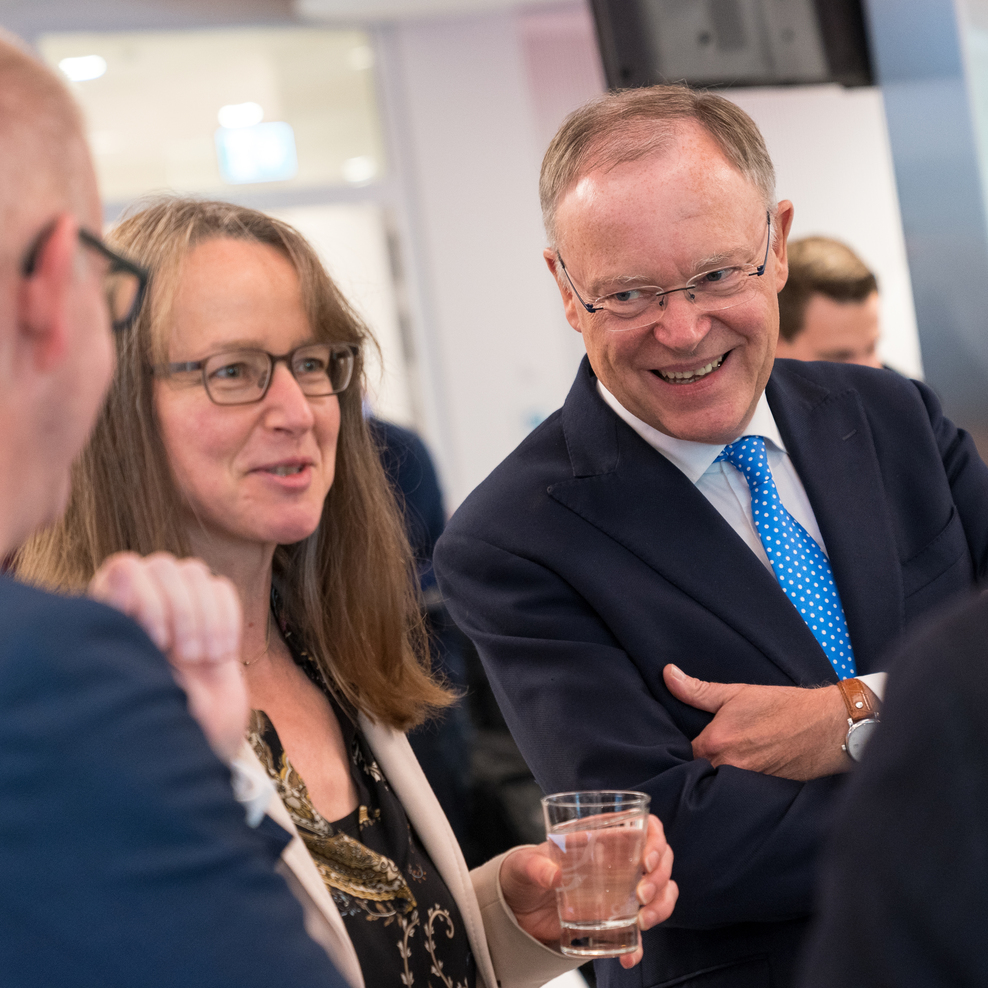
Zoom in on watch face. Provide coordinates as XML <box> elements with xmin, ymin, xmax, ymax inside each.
<box><xmin>847</xmin><ymin>718</ymin><xmax>880</xmax><ymax>761</ymax></box>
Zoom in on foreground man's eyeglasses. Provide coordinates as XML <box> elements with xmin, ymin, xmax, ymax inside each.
<box><xmin>558</xmin><ymin>211</ymin><xmax>773</xmax><ymax>333</ymax></box>
<box><xmin>22</xmin><ymin>222</ymin><xmax>149</xmax><ymax>334</ymax></box>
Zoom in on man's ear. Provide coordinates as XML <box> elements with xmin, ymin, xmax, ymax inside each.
<box><xmin>543</xmin><ymin>248</ymin><xmax>584</xmax><ymax>334</ymax></box>
<box><xmin>773</xmin><ymin>200</ymin><xmax>795</xmax><ymax>292</ymax></box>
<box><xmin>17</xmin><ymin>214</ymin><xmax>79</xmax><ymax>371</ymax></box>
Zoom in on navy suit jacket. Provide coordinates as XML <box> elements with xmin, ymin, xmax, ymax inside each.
<box><xmin>0</xmin><ymin>576</ymin><xmax>347</xmax><ymax>988</ymax></box>
<box><xmin>369</xmin><ymin>417</ymin><xmax>447</xmax><ymax>597</ymax></box>
<box><xmin>434</xmin><ymin>357</ymin><xmax>988</xmax><ymax>988</ymax></box>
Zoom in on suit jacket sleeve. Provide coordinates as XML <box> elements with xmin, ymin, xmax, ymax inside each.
<box><xmin>470</xmin><ymin>851</ymin><xmax>579</xmax><ymax>988</ymax></box>
<box><xmin>913</xmin><ymin>378</ymin><xmax>988</xmax><ymax>579</ymax></box>
<box><xmin>0</xmin><ymin>585</ymin><xmax>346</xmax><ymax>988</ymax></box>
<box><xmin>436</xmin><ymin>529</ymin><xmax>843</xmax><ymax>929</ymax></box>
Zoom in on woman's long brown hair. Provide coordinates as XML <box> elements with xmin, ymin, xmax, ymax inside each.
<box><xmin>16</xmin><ymin>197</ymin><xmax>452</xmax><ymax>731</ymax></box>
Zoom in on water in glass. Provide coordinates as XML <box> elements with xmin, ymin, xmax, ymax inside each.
<box><xmin>546</xmin><ymin>806</ymin><xmax>647</xmax><ymax>957</ymax></box>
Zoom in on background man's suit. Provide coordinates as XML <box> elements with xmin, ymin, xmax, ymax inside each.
<box><xmin>370</xmin><ymin>417</ymin><xmax>473</xmax><ymax>846</ymax></box>
<box><xmin>434</xmin><ymin>356</ymin><xmax>988</xmax><ymax>988</ymax></box>
<box><xmin>0</xmin><ymin>576</ymin><xmax>346</xmax><ymax>988</ymax></box>
<box><xmin>800</xmin><ymin>590</ymin><xmax>988</xmax><ymax>988</ymax></box>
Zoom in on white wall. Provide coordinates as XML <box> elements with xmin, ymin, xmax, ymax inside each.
<box><xmin>728</xmin><ymin>84</ymin><xmax>922</xmax><ymax>378</ymax></box>
<box><xmin>381</xmin><ymin>10</ymin><xmax>592</xmax><ymax>507</ymax></box>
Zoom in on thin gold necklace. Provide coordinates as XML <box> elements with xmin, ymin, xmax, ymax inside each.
<box><xmin>241</xmin><ymin>612</ymin><xmax>272</xmax><ymax>668</ymax></box>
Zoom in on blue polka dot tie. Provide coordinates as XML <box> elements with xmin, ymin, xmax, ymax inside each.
<box><xmin>717</xmin><ymin>435</ymin><xmax>857</xmax><ymax>679</ymax></box>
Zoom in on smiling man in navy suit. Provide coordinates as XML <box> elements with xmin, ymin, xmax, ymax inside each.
<box><xmin>434</xmin><ymin>85</ymin><xmax>988</xmax><ymax>988</ymax></box>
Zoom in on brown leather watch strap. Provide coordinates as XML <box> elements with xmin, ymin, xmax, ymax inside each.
<box><xmin>837</xmin><ymin>678</ymin><xmax>877</xmax><ymax>723</ymax></box>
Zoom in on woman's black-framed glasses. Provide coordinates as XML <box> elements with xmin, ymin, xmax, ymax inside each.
<box><xmin>22</xmin><ymin>223</ymin><xmax>149</xmax><ymax>334</ymax></box>
<box><xmin>154</xmin><ymin>343</ymin><xmax>358</xmax><ymax>406</ymax></box>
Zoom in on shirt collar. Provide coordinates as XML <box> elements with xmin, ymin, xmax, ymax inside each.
<box><xmin>596</xmin><ymin>379</ymin><xmax>787</xmax><ymax>484</ymax></box>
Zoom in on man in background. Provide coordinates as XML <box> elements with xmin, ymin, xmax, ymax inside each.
<box><xmin>370</xmin><ymin>416</ymin><xmax>473</xmax><ymax>847</ymax></box>
<box><xmin>775</xmin><ymin>236</ymin><xmax>882</xmax><ymax>367</ymax></box>
<box><xmin>0</xmin><ymin>32</ymin><xmax>345</xmax><ymax>988</ymax></box>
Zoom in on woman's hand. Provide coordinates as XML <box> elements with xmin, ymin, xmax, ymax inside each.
<box><xmin>498</xmin><ymin>814</ymin><xmax>678</xmax><ymax>968</ymax></box>
<box><xmin>88</xmin><ymin>552</ymin><xmax>247</xmax><ymax>763</ymax></box>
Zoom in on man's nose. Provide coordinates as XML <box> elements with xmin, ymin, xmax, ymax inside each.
<box><xmin>649</xmin><ymin>291</ymin><xmax>709</xmax><ymax>352</ymax></box>
<box><xmin>263</xmin><ymin>362</ymin><xmax>316</xmax><ymax>429</ymax></box>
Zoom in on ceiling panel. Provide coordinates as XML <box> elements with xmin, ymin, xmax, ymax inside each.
<box><xmin>295</xmin><ymin>0</ymin><xmax>567</xmax><ymax>23</ymax></box>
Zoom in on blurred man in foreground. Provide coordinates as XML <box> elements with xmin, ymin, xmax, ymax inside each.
<box><xmin>775</xmin><ymin>236</ymin><xmax>882</xmax><ymax>367</ymax></box>
<box><xmin>0</xmin><ymin>32</ymin><xmax>345</xmax><ymax>988</ymax></box>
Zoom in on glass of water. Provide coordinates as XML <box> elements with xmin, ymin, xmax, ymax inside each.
<box><xmin>541</xmin><ymin>790</ymin><xmax>650</xmax><ymax>958</ymax></box>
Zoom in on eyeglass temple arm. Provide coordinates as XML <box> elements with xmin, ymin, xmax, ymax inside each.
<box><xmin>556</xmin><ymin>254</ymin><xmax>599</xmax><ymax>313</ymax></box>
<box><xmin>753</xmin><ymin>210</ymin><xmax>772</xmax><ymax>277</ymax></box>
<box><xmin>161</xmin><ymin>361</ymin><xmax>204</xmax><ymax>375</ymax></box>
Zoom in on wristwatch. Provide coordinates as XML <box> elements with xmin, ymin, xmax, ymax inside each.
<box><xmin>838</xmin><ymin>678</ymin><xmax>880</xmax><ymax>762</ymax></box>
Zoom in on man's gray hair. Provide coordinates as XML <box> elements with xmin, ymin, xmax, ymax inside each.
<box><xmin>540</xmin><ymin>85</ymin><xmax>776</xmax><ymax>248</ymax></box>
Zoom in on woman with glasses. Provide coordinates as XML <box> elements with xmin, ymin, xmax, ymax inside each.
<box><xmin>16</xmin><ymin>198</ymin><xmax>676</xmax><ymax>988</ymax></box>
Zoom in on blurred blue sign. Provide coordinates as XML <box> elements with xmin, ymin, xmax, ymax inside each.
<box><xmin>214</xmin><ymin>121</ymin><xmax>298</xmax><ymax>184</ymax></box>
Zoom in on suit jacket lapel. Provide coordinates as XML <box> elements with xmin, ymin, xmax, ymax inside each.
<box><xmin>767</xmin><ymin>362</ymin><xmax>903</xmax><ymax>673</ymax></box>
<box><xmin>552</xmin><ymin>360</ymin><xmax>836</xmax><ymax>686</ymax></box>
<box><xmin>360</xmin><ymin>717</ymin><xmax>500</xmax><ymax>988</ymax></box>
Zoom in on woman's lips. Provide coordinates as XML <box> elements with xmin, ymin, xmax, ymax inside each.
<box><xmin>250</xmin><ymin>461</ymin><xmax>314</xmax><ymax>487</ymax></box>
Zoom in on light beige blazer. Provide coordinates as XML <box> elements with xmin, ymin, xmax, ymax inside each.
<box><xmin>240</xmin><ymin>715</ymin><xmax>579</xmax><ymax>988</ymax></box>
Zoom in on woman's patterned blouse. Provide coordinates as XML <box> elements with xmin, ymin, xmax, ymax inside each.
<box><xmin>248</xmin><ymin>626</ymin><xmax>475</xmax><ymax>988</ymax></box>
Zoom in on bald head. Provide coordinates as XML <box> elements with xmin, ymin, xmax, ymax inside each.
<box><xmin>0</xmin><ymin>32</ymin><xmax>96</xmax><ymax>273</ymax></box>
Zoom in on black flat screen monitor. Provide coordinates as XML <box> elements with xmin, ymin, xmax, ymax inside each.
<box><xmin>591</xmin><ymin>0</ymin><xmax>873</xmax><ymax>89</ymax></box>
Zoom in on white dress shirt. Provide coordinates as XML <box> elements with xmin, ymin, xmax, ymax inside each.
<box><xmin>230</xmin><ymin>755</ymin><xmax>277</xmax><ymax>827</ymax></box>
<box><xmin>597</xmin><ymin>381</ymin><xmax>886</xmax><ymax>699</ymax></box>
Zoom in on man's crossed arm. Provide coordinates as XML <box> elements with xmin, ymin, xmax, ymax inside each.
<box><xmin>663</xmin><ymin>664</ymin><xmax>880</xmax><ymax>781</ymax></box>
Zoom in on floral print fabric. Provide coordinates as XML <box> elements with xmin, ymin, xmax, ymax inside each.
<box><xmin>248</xmin><ymin>632</ymin><xmax>474</xmax><ymax>988</ymax></box>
